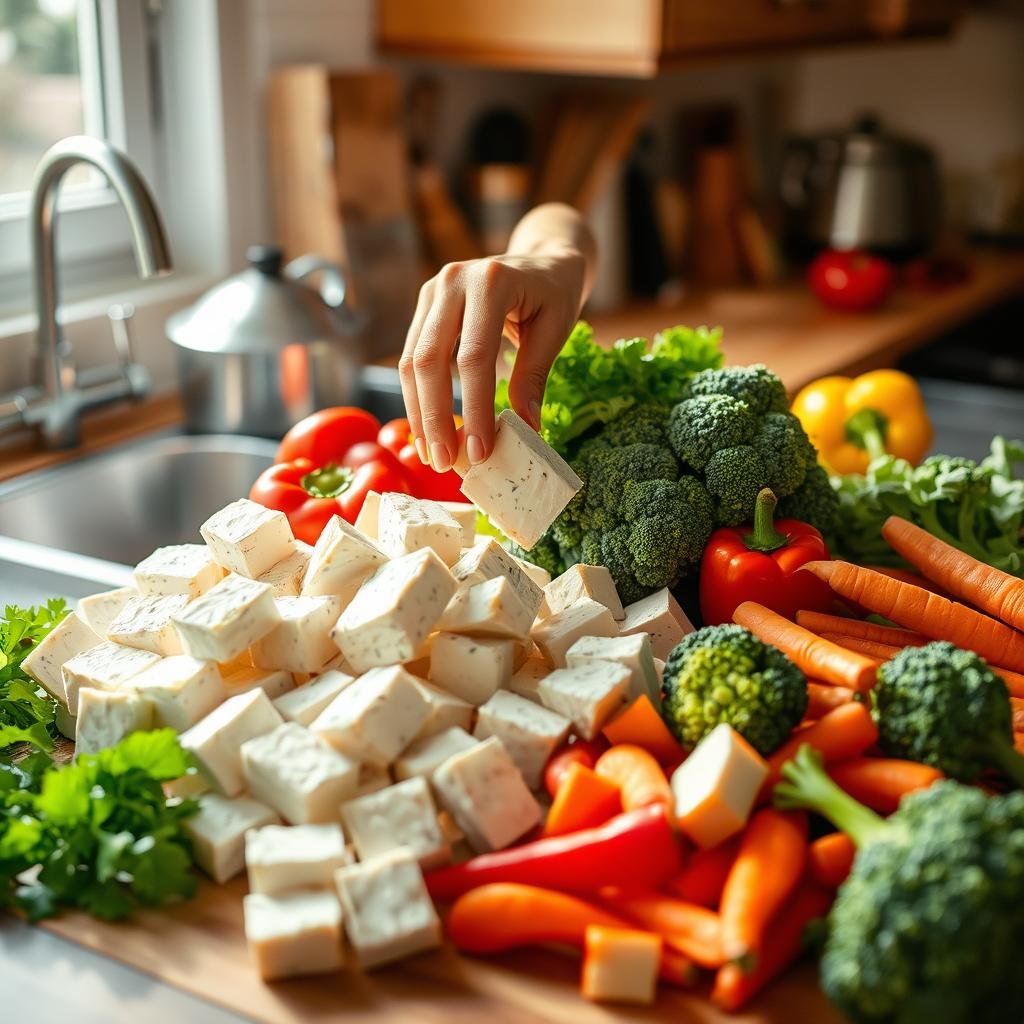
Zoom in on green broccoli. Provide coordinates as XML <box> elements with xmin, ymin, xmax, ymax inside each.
<box><xmin>704</xmin><ymin>444</ymin><xmax>767</xmax><ymax>526</ymax></box>
<box><xmin>776</xmin><ymin>745</ymin><xmax>1024</xmax><ymax>1024</ymax></box>
<box><xmin>594</xmin><ymin>401</ymin><xmax>671</xmax><ymax>448</ymax></box>
<box><xmin>684</xmin><ymin>364</ymin><xmax>789</xmax><ymax>416</ymax></box>
<box><xmin>872</xmin><ymin>642</ymin><xmax>1024</xmax><ymax>786</ymax></box>
<box><xmin>753</xmin><ymin>412</ymin><xmax>817</xmax><ymax>498</ymax></box>
<box><xmin>667</xmin><ymin>394</ymin><xmax>757</xmax><ymax>471</ymax></box>
<box><xmin>661</xmin><ymin>624</ymin><xmax>807</xmax><ymax>754</ymax></box>
<box><xmin>779</xmin><ymin>462</ymin><xmax>841</xmax><ymax>536</ymax></box>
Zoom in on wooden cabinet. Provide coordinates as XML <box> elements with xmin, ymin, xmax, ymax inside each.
<box><xmin>377</xmin><ymin>0</ymin><xmax>966</xmax><ymax>77</ymax></box>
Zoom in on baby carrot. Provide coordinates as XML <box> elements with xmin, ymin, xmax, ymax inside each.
<box><xmin>796</xmin><ymin>610</ymin><xmax>927</xmax><ymax>648</ymax></box>
<box><xmin>664</xmin><ymin>838</ymin><xmax>739</xmax><ymax>909</ymax></box>
<box><xmin>807</xmin><ymin>832</ymin><xmax>856</xmax><ymax>889</ymax></box>
<box><xmin>594</xmin><ymin>745</ymin><xmax>673</xmax><ymax>813</ymax></box>
<box><xmin>818</xmin><ymin>632</ymin><xmax>900</xmax><ymax>661</ymax></box>
<box><xmin>543</xmin><ymin>763</ymin><xmax>621</xmax><ymax>837</ymax></box>
<box><xmin>827</xmin><ymin>757</ymin><xmax>943</xmax><ymax>815</ymax></box>
<box><xmin>806</xmin><ymin>680</ymin><xmax>855</xmax><ymax>720</ymax></box>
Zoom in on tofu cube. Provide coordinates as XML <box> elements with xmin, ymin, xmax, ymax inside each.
<box><xmin>310</xmin><ymin>665</ymin><xmax>430</xmax><ymax>767</ymax></box>
<box><xmin>455</xmin><ymin>409</ymin><xmax>582</xmax><ymax>549</ymax></box>
<box><xmin>341</xmin><ymin>776</ymin><xmax>449</xmax><ymax>869</ymax></box>
<box><xmin>538</xmin><ymin>661</ymin><xmax>631</xmax><ymax>740</ymax></box>
<box><xmin>531</xmin><ymin>597</ymin><xmax>618</xmax><ymax>668</ymax></box>
<box><xmin>334</xmin><ymin>848</ymin><xmax>441</xmax><ymax>968</ymax></box>
<box><xmin>353</xmin><ymin>491</ymin><xmax>380</xmax><ymax>538</ymax></box>
<box><xmin>221</xmin><ymin>665</ymin><xmax>295</xmax><ymax>701</ymax></box>
<box><xmin>474</xmin><ymin>690</ymin><xmax>570</xmax><ymax>789</ymax></box>
<box><xmin>243</xmin><ymin>891</ymin><xmax>344</xmax><ymax>980</ymax></box>
<box><xmin>61</xmin><ymin>641</ymin><xmax>161</xmax><ymax>715</ymax></box>
<box><xmin>272</xmin><ymin>669</ymin><xmax>356</xmax><ymax>726</ymax></box>
<box><xmin>22</xmin><ymin>611</ymin><xmax>100</xmax><ymax>701</ymax></box>
<box><xmin>393</xmin><ymin>726</ymin><xmax>478</xmax><ymax>783</ymax></box>
<box><xmin>245</xmin><ymin>823</ymin><xmax>351</xmax><ymax>895</ymax></box>
<box><xmin>541</xmin><ymin>564</ymin><xmax>624</xmax><ymax>621</ymax></box>
<box><xmin>581</xmin><ymin>925</ymin><xmax>661</xmax><ymax>1006</ymax></box>
<box><xmin>200</xmin><ymin>497</ymin><xmax>295</xmax><ymax>578</ymax></box>
<box><xmin>241</xmin><ymin>722</ymin><xmax>360</xmax><ymax>824</ymax></box>
<box><xmin>437</xmin><ymin>501</ymin><xmax>476</xmax><ymax>547</ymax></box>
<box><xmin>433</xmin><ymin>736</ymin><xmax>541</xmax><ymax>852</ymax></box>
<box><xmin>514</xmin><ymin>557</ymin><xmax>552</xmax><ymax>589</ymax></box>
<box><xmin>107</xmin><ymin>594</ymin><xmax>188</xmax><ymax>656</ymax></box>
<box><xmin>184</xmin><ymin>792</ymin><xmax>280</xmax><ymax>883</ymax></box>
<box><xmin>409</xmin><ymin>677</ymin><xmax>474</xmax><ymax>740</ymax></box>
<box><xmin>450</xmin><ymin>538</ymin><xmax>543</xmax><ymax>619</ymax></box>
<box><xmin>172</xmin><ymin>573</ymin><xmax>280</xmax><ymax>663</ymax></box>
<box><xmin>437</xmin><ymin>576</ymin><xmax>533</xmax><ymax>640</ymax></box>
<box><xmin>331</xmin><ymin>548</ymin><xmax>456</xmax><ymax>673</ymax></box>
<box><xmin>671</xmin><ymin>723</ymin><xmax>768</xmax><ymax>849</ymax></box>
<box><xmin>378</xmin><ymin>492</ymin><xmax>462</xmax><ymax>566</ymax></box>
<box><xmin>506</xmin><ymin>657</ymin><xmax>550</xmax><ymax>704</ymax></box>
<box><xmin>127</xmin><ymin>655</ymin><xmax>226</xmax><ymax>731</ymax></box>
<box><xmin>301</xmin><ymin>514</ymin><xmax>387</xmax><ymax>604</ymax></box>
<box><xmin>619</xmin><ymin>588</ymin><xmax>694</xmax><ymax>661</ymax></box>
<box><xmin>133</xmin><ymin>544</ymin><xmax>224</xmax><ymax>599</ymax></box>
<box><xmin>567</xmin><ymin>633</ymin><xmax>659</xmax><ymax>704</ymax></box>
<box><xmin>179</xmin><ymin>689</ymin><xmax>283</xmax><ymax>796</ymax></box>
<box><xmin>54</xmin><ymin>703</ymin><xmax>76</xmax><ymax>740</ymax></box>
<box><xmin>75</xmin><ymin>687</ymin><xmax>153</xmax><ymax>755</ymax></box>
<box><xmin>428</xmin><ymin>631</ymin><xmax>514</xmax><ymax>705</ymax></box>
<box><xmin>77</xmin><ymin>587</ymin><xmax>136</xmax><ymax>639</ymax></box>
<box><xmin>256</xmin><ymin>541</ymin><xmax>313</xmax><ymax>597</ymax></box>
<box><xmin>250</xmin><ymin>595</ymin><xmax>341</xmax><ymax>674</ymax></box>
<box><xmin>352</xmin><ymin>762</ymin><xmax>392</xmax><ymax>798</ymax></box>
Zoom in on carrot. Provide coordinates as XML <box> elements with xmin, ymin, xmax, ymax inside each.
<box><xmin>712</xmin><ymin>883</ymin><xmax>834</xmax><ymax>1012</ymax></box>
<box><xmin>807</xmin><ymin>832</ymin><xmax>856</xmax><ymax>888</ymax></box>
<box><xmin>796</xmin><ymin>610</ymin><xmax>927</xmax><ymax>648</ymax></box>
<box><xmin>1015</xmin><ymin>732</ymin><xmax>1024</xmax><ymax>757</ymax></box>
<box><xmin>827</xmin><ymin>757</ymin><xmax>943</xmax><ymax>815</ymax></box>
<box><xmin>819</xmin><ymin>632</ymin><xmax>900</xmax><ymax>661</ymax></box>
<box><xmin>602</xmin><ymin>695</ymin><xmax>684</xmax><ymax>765</ymax></box>
<box><xmin>733</xmin><ymin>601</ymin><xmax>878</xmax><ymax>692</ymax></box>
<box><xmin>1001</xmin><ymin>669</ymin><xmax>1024</xmax><ymax>700</ymax></box>
<box><xmin>719</xmin><ymin>809</ymin><xmax>808</xmax><ymax>969</ymax></box>
<box><xmin>664</xmin><ymin>838</ymin><xmax>739</xmax><ymax>909</ymax></box>
<box><xmin>594</xmin><ymin>745</ymin><xmax>673</xmax><ymax>814</ymax></box>
<box><xmin>806</xmin><ymin>681</ymin><xmax>855</xmax><ymax>720</ymax></box>
<box><xmin>882</xmin><ymin>515</ymin><xmax>1024</xmax><ymax>632</ymax></box>
<box><xmin>862</xmin><ymin>564</ymin><xmax>950</xmax><ymax>597</ymax></box>
<box><xmin>543</xmin><ymin>763</ymin><xmax>622</xmax><ymax>837</ymax></box>
<box><xmin>601</xmin><ymin>890</ymin><xmax>725</xmax><ymax>968</ymax></box>
<box><xmin>1012</xmin><ymin>697</ymin><xmax>1024</xmax><ymax>733</ymax></box>
<box><xmin>802</xmin><ymin>561</ymin><xmax>1024</xmax><ymax>674</ymax></box>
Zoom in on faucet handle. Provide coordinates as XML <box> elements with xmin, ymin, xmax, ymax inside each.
<box><xmin>107</xmin><ymin>301</ymin><xmax>137</xmax><ymax>368</ymax></box>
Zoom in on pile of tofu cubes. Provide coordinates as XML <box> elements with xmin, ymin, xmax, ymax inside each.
<box><xmin>22</xmin><ymin>409</ymin><xmax>694</xmax><ymax>981</ymax></box>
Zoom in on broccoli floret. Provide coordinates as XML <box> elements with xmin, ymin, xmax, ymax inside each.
<box><xmin>872</xmin><ymin>642</ymin><xmax>1024</xmax><ymax>785</ymax></box>
<box><xmin>704</xmin><ymin>444</ymin><xmax>767</xmax><ymax>526</ymax></box>
<box><xmin>685</xmin><ymin>364</ymin><xmax>789</xmax><ymax>416</ymax></box>
<box><xmin>595</xmin><ymin>401</ymin><xmax>671</xmax><ymax>448</ymax></box>
<box><xmin>752</xmin><ymin>412</ymin><xmax>817</xmax><ymax>498</ymax></box>
<box><xmin>776</xmin><ymin>745</ymin><xmax>1024</xmax><ymax>1024</ymax></box>
<box><xmin>667</xmin><ymin>394</ymin><xmax>757</xmax><ymax>471</ymax></box>
<box><xmin>661</xmin><ymin>624</ymin><xmax>807</xmax><ymax>754</ymax></box>
<box><xmin>778</xmin><ymin>462</ymin><xmax>841</xmax><ymax>536</ymax></box>
<box><xmin>508</xmin><ymin>531</ymin><xmax>564</xmax><ymax>579</ymax></box>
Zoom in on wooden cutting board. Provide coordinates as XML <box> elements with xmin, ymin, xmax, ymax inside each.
<box><xmin>38</xmin><ymin>878</ymin><xmax>846</xmax><ymax>1024</ymax></box>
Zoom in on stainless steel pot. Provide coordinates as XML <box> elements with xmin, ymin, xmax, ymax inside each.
<box><xmin>167</xmin><ymin>246</ymin><xmax>364</xmax><ymax>437</ymax></box>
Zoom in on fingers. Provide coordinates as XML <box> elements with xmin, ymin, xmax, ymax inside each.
<box><xmin>506</xmin><ymin>306</ymin><xmax>572</xmax><ymax>431</ymax></box>
<box><xmin>399</xmin><ymin>279</ymin><xmax>434</xmax><ymax>463</ymax></box>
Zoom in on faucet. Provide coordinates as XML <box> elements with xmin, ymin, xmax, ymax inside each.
<box><xmin>0</xmin><ymin>135</ymin><xmax>172</xmax><ymax>449</ymax></box>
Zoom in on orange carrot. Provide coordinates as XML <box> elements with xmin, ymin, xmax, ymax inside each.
<box><xmin>827</xmin><ymin>757</ymin><xmax>942</xmax><ymax>815</ymax></box>
<box><xmin>1001</xmin><ymin>669</ymin><xmax>1024</xmax><ymax>699</ymax></box>
<box><xmin>802</xmin><ymin>560</ymin><xmax>1024</xmax><ymax>673</ymax></box>
<box><xmin>862</xmin><ymin>564</ymin><xmax>950</xmax><ymax>597</ymax></box>
<box><xmin>664</xmin><ymin>838</ymin><xmax>739</xmax><ymax>909</ymax></box>
<box><xmin>602</xmin><ymin>694</ymin><xmax>684</xmax><ymax>765</ymax></box>
<box><xmin>796</xmin><ymin>610</ymin><xmax>927</xmax><ymax>648</ymax></box>
<box><xmin>807</xmin><ymin>832</ymin><xmax>856</xmax><ymax>889</ymax></box>
<box><xmin>733</xmin><ymin>601</ymin><xmax>878</xmax><ymax>692</ymax></box>
<box><xmin>543</xmin><ymin>763</ymin><xmax>622</xmax><ymax>838</ymax></box>
<box><xmin>1012</xmin><ymin>697</ymin><xmax>1024</xmax><ymax>733</ymax></box>
<box><xmin>711</xmin><ymin>883</ymin><xmax>834</xmax><ymax>1012</ymax></box>
<box><xmin>719</xmin><ymin>809</ymin><xmax>808</xmax><ymax>969</ymax></box>
<box><xmin>806</xmin><ymin>681</ymin><xmax>855</xmax><ymax>720</ymax></box>
<box><xmin>594</xmin><ymin>745</ymin><xmax>673</xmax><ymax>814</ymax></box>
<box><xmin>819</xmin><ymin>632</ymin><xmax>900</xmax><ymax>661</ymax></box>
<box><xmin>1016</xmin><ymin>732</ymin><xmax>1024</xmax><ymax>757</ymax></box>
<box><xmin>883</xmin><ymin>515</ymin><xmax>1024</xmax><ymax>632</ymax></box>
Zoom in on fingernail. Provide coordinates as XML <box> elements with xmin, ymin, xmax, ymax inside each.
<box><xmin>430</xmin><ymin>441</ymin><xmax>452</xmax><ymax>472</ymax></box>
<box><xmin>466</xmin><ymin>434</ymin><xmax>485</xmax><ymax>465</ymax></box>
<box><xmin>528</xmin><ymin>401</ymin><xmax>541</xmax><ymax>429</ymax></box>
<box><xmin>414</xmin><ymin>437</ymin><xmax>429</xmax><ymax>464</ymax></box>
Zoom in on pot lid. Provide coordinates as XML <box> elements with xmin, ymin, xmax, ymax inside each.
<box><xmin>841</xmin><ymin>115</ymin><xmax>935</xmax><ymax>167</ymax></box>
<box><xmin>167</xmin><ymin>245</ymin><xmax>343</xmax><ymax>354</ymax></box>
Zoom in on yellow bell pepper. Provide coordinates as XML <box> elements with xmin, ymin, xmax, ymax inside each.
<box><xmin>791</xmin><ymin>369</ymin><xmax>932</xmax><ymax>476</ymax></box>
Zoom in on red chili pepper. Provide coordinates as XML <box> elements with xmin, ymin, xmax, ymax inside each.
<box><xmin>699</xmin><ymin>487</ymin><xmax>835</xmax><ymax>625</ymax></box>
<box><xmin>425</xmin><ymin>806</ymin><xmax>683</xmax><ymax>903</ymax></box>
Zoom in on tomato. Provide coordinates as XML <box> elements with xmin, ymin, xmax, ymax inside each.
<box><xmin>377</xmin><ymin>417</ymin><xmax>413</xmax><ymax>456</ymax></box>
<box><xmin>543</xmin><ymin>738</ymin><xmax>611</xmax><ymax>798</ymax></box>
<box><xmin>276</xmin><ymin>407</ymin><xmax>381</xmax><ymax>466</ymax></box>
<box><xmin>397</xmin><ymin>442</ymin><xmax>466</xmax><ymax>502</ymax></box>
<box><xmin>341</xmin><ymin>441</ymin><xmax>405</xmax><ymax>477</ymax></box>
<box><xmin>807</xmin><ymin>249</ymin><xmax>894</xmax><ymax>312</ymax></box>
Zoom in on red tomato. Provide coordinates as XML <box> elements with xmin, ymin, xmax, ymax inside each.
<box><xmin>397</xmin><ymin>442</ymin><xmax>466</xmax><ymax>502</ymax></box>
<box><xmin>543</xmin><ymin>737</ymin><xmax>611</xmax><ymax>799</ymax></box>
<box><xmin>377</xmin><ymin>418</ymin><xmax>413</xmax><ymax>456</ymax></box>
<box><xmin>808</xmin><ymin>249</ymin><xmax>894</xmax><ymax>312</ymax></box>
<box><xmin>276</xmin><ymin>407</ymin><xmax>381</xmax><ymax>466</ymax></box>
<box><xmin>341</xmin><ymin>441</ymin><xmax>404</xmax><ymax>476</ymax></box>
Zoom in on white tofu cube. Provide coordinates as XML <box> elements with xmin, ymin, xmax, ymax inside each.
<box><xmin>567</xmin><ymin>633</ymin><xmax>659</xmax><ymax>704</ymax></box>
<box><xmin>184</xmin><ymin>792</ymin><xmax>280</xmax><ymax>883</ymax></box>
<box><xmin>334</xmin><ymin>848</ymin><xmax>442</xmax><ymax>968</ymax></box>
<box><xmin>221</xmin><ymin>665</ymin><xmax>295</xmax><ymax>701</ymax></box>
<box><xmin>531</xmin><ymin>597</ymin><xmax>618</xmax><ymax>668</ymax></box>
<box><xmin>455</xmin><ymin>409</ymin><xmax>582</xmax><ymax>549</ymax></box>
<box><xmin>77</xmin><ymin>587</ymin><xmax>136</xmax><ymax>639</ymax></box>
<box><xmin>127</xmin><ymin>655</ymin><xmax>226</xmax><ymax>731</ymax></box>
<box><xmin>133</xmin><ymin>544</ymin><xmax>224</xmax><ymax>599</ymax></box>
<box><xmin>654</xmin><ymin>658</ymin><xmax>665</xmax><ymax>686</ymax></box>
<box><xmin>107</xmin><ymin>594</ymin><xmax>188</xmax><ymax>656</ymax></box>
<box><xmin>310</xmin><ymin>665</ymin><xmax>430</xmax><ymax>767</ymax></box>
<box><xmin>250</xmin><ymin>595</ymin><xmax>341</xmax><ymax>674</ymax></box>
<box><xmin>241</xmin><ymin>722</ymin><xmax>361</xmax><ymax>824</ymax></box>
<box><xmin>581</xmin><ymin>925</ymin><xmax>661</xmax><ymax>1006</ymax></box>
<box><xmin>378</xmin><ymin>492</ymin><xmax>462</xmax><ymax>566</ymax></box>
<box><xmin>256</xmin><ymin>542</ymin><xmax>313</xmax><ymax>597</ymax></box>
<box><xmin>437</xmin><ymin>576</ymin><xmax>533</xmax><ymax>640</ymax></box>
<box><xmin>450</xmin><ymin>538</ymin><xmax>543</xmax><ymax>619</ymax></box>
<box><xmin>353</xmin><ymin>490</ymin><xmax>380</xmax><ymax>538</ymax></box>
<box><xmin>428</xmin><ymin>632</ymin><xmax>514</xmax><ymax>705</ymax></box>
<box><xmin>514</xmin><ymin>557</ymin><xmax>552</xmax><ymax>589</ymax></box>
<box><xmin>331</xmin><ymin>548</ymin><xmax>456</xmax><ymax>673</ymax></box>
<box><xmin>506</xmin><ymin>657</ymin><xmax>550</xmax><ymax>704</ymax></box>
<box><xmin>245</xmin><ymin>823</ymin><xmax>351</xmax><ymax>895</ymax></box>
<box><xmin>301</xmin><ymin>514</ymin><xmax>387</xmax><ymax>603</ymax></box>
<box><xmin>474</xmin><ymin>690</ymin><xmax>571</xmax><ymax>789</ymax></box>
<box><xmin>538</xmin><ymin>661</ymin><xmax>631</xmax><ymax>740</ymax></box>
<box><xmin>341</xmin><ymin>776</ymin><xmax>449</xmax><ymax>869</ymax></box>
<box><xmin>54</xmin><ymin>703</ymin><xmax>76</xmax><ymax>740</ymax></box>
<box><xmin>273</xmin><ymin>670</ymin><xmax>356</xmax><ymax>726</ymax></box>
<box><xmin>179</xmin><ymin>689</ymin><xmax>283</xmax><ymax>796</ymax></box>
<box><xmin>164</xmin><ymin>768</ymin><xmax>209</xmax><ymax>799</ymax></box>
<box><xmin>172</xmin><ymin>573</ymin><xmax>280</xmax><ymax>663</ymax></box>
<box><xmin>433</xmin><ymin>736</ymin><xmax>541</xmax><ymax>852</ymax></box>
<box><xmin>22</xmin><ymin>611</ymin><xmax>100</xmax><ymax>701</ymax></box>
<box><xmin>437</xmin><ymin>501</ymin><xmax>476</xmax><ymax>547</ymax></box>
<box><xmin>243</xmin><ymin>891</ymin><xmax>344</xmax><ymax>980</ymax></box>
<box><xmin>74</xmin><ymin>687</ymin><xmax>152</xmax><ymax>755</ymax></box>
<box><xmin>61</xmin><ymin>641</ymin><xmax>161</xmax><ymax>715</ymax></box>
<box><xmin>409</xmin><ymin>677</ymin><xmax>474</xmax><ymax>740</ymax></box>
<box><xmin>352</xmin><ymin>762</ymin><xmax>392</xmax><ymax>798</ymax></box>
<box><xmin>200</xmin><ymin>497</ymin><xmax>295</xmax><ymax>578</ymax></box>
<box><xmin>619</xmin><ymin>588</ymin><xmax>694</xmax><ymax>661</ymax></box>
<box><xmin>393</xmin><ymin>726</ymin><xmax>478</xmax><ymax>783</ymax></box>
<box><xmin>541</xmin><ymin>564</ymin><xmax>624</xmax><ymax>621</ymax></box>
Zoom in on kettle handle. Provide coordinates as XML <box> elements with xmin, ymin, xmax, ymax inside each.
<box><xmin>284</xmin><ymin>254</ymin><xmax>348</xmax><ymax>310</ymax></box>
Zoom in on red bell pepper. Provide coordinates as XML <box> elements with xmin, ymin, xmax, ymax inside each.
<box><xmin>276</xmin><ymin>406</ymin><xmax>382</xmax><ymax>466</ymax></box>
<box><xmin>425</xmin><ymin>805</ymin><xmax>683</xmax><ymax>902</ymax></box>
<box><xmin>699</xmin><ymin>487</ymin><xmax>834</xmax><ymax>625</ymax></box>
<box><xmin>377</xmin><ymin>417</ymin><xmax>467</xmax><ymax>502</ymax></box>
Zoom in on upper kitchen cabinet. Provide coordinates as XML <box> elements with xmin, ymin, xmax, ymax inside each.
<box><xmin>377</xmin><ymin>0</ymin><xmax>966</xmax><ymax>77</ymax></box>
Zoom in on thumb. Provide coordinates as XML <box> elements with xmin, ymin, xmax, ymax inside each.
<box><xmin>506</xmin><ymin>310</ymin><xmax>569</xmax><ymax>431</ymax></box>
